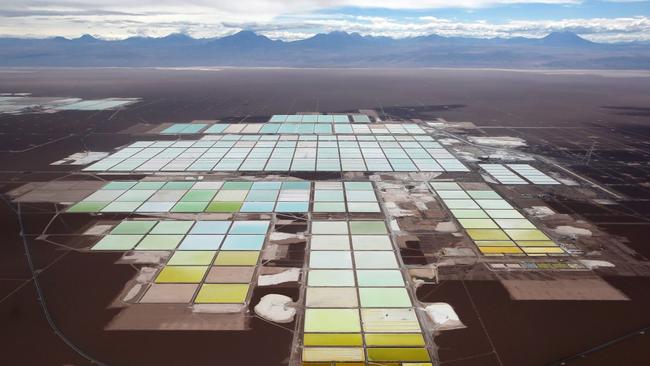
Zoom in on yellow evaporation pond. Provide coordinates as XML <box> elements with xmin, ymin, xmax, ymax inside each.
<box><xmin>505</xmin><ymin>229</ymin><xmax>550</xmax><ymax>241</ymax></box>
<box><xmin>458</xmin><ymin>218</ymin><xmax>498</xmax><ymax>229</ymax></box>
<box><xmin>304</xmin><ymin>309</ymin><xmax>361</xmax><ymax>332</ymax></box>
<box><xmin>516</xmin><ymin>240</ymin><xmax>557</xmax><ymax>247</ymax></box>
<box><xmin>167</xmin><ymin>250</ymin><xmax>216</xmax><ymax>265</ymax></box>
<box><xmin>303</xmin><ymin>333</ymin><xmax>363</xmax><ymax>346</ymax></box>
<box><xmin>475</xmin><ymin>240</ymin><xmax>517</xmax><ymax>247</ymax></box>
<box><xmin>214</xmin><ymin>251</ymin><xmax>260</xmax><ymax>265</ymax></box>
<box><xmin>155</xmin><ymin>266</ymin><xmax>207</xmax><ymax>283</ymax></box>
<box><xmin>361</xmin><ymin>308</ymin><xmax>421</xmax><ymax>333</ymax></box>
<box><xmin>194</xmin><ymin>283</ymin><xmax>249</xmax><ymax>303</ymax></box>
<box><xmin>522</xmin><ymin>247</ymin><xmax>565</xmax><ymax>254</ymax></box>
<box><xmin>478</xmin><ymin>246</ymin><xmax>523</xmax><ymax>255</ymax></box>
<box><xmin>466</xmin><ymin>229</ymin><xmax>509</xmax><ymax>241</ymax></box>
<box><xmin>365</xmin><ymin>333</ymin><xmax>425</xmax><ymax>346</ymax></box>
<box><xmin>302</xmin><ymin>347</ymin><xmax>364</xmax><ymax>362</ymax></box>
<box><xmin>367</xmin><ymin>348</ymin><xmax>430</xmax><ymax>362</ymax></box>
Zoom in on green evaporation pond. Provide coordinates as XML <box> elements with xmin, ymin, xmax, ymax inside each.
<box><xmin>495</xmin><ymin>218</ymin><xmax>535</xmax><ymax>229</ymax></box>
<box><xmin>222</xmin><ymin>181</ymin><xmax>253</xmax><ymax>190</ymax></box>
<box><xmin>356</xmin><ymin>270</ymin><xmax>404</xmax><ymax>286</ymax></box>
<box><xmin>458</xmin><ymin>218</ymin><xmax>498</xmax><ymax>229</ymax></box>
<box><xmin>111</xmin><ymin>220</ymin><xmax>157</xmax><ymax>234</ymax></box>
<box><xmin>313</xmin><ymin>202</ymin><xmax>346</xmax><ymax>212</ymax></box>
<box><xmin>315</xmin><ymin>190</ymin><xmax>344</xmax><ymax>201</ymax></box>
<box><xmin>101</xmin><ymin>201</ymin><xmax>141</xmax><ymax>212</ymax></box>
<box><xmin>349</xmin><ymin>221</ymin><xmax>387</xmax><ymax>234</ymax></box>
<box><xmin>485</xmin><ymin>209</ymin><xmax>524</xmax><ymax>219</ymax></box>
<box><xmin>308</xmin><ymin>270</ymin><xmax>356</xmax><ymax>287</ymax></box>
<box><xmin>68</xmin><ymin>201</ymin><xmax>108</xmax><ymax>212</ymax></box>
<box><xmin>171</xmin><ymin>201</ymin><xmax>208</xmax><ymax>212</ymax></box>
<box><xmin>344</xmin><ymin>182</ymin><xmax>373</xmax><ymax>190</ymax></box>
<box><xmin>162</xmin><ymin>181</ymin><xmax>196</xmax><ymax>190</ymax></box>
<box><xmin>311</xmin><ymin>221</ymin><xmax>349</xmax><ymax>234</ymax></box>
<box><xmin>181</xmin><ymin>190</ymin><xmax>217</xmax><ymax>201</ymax></box>
<box><xmin>359</xmin><ymin>288</ymin><xmax>412</xmax><ymax>307</ymax></box>
<box><xmin>450</xmin><ymin>209</ymin><xmax>488</xmax><ymax>219</ymax></box>
<box><xmin>206</xmin><ymin>201</ymin><xmax>242</xmax><ymax>212</ymax></box>
<box><xmin>132</xmin><ymin>181</ymin><xmax>166</xmax><ymax>190</ymax></box>
<box><xmin>92</xmin><ymin>234</ymin><xmax>143</xmax><ymax>250</ymax></box>
<box><xmin>150</xmin><ymin>221</ymin><xmax>194</xmax><ymax>234</ymax></box>
<box><xmin>437</xmin><ymin>191</ymin><xmax>470</xmax><ymax>199</ymax></box>
<box><xmin>429</xmin><ymin>181</ymin><xmax>461</xmax><ymax>190</ymax></box>
<box><xmin>103</xmin><ymin>181</ymin><xmax>137</xmax><ymax>190</ymax></box>
<box><xmin>467</xmin><ymin>190</ymin><xmax>501</xmax><ymax>199</ymax></box>
<box><xmin>135</xmin><ymin>235</ymin><xmax>183</xmax><ymax>250</ymax></box>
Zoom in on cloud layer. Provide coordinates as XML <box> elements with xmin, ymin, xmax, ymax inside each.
<box><xmin>1</xmin><ymin>0</ymin><xmax>649</xmax><ymax>43</ymax></box>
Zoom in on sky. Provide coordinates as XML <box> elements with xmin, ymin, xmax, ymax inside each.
<box><xmin>1</xmin><ymin>0</ymin><xmax>649</xmax><ymax>42</ymax></box>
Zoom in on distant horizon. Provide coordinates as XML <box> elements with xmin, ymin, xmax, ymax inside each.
<box><xmin>3</xmin><ymin>66</ymin><xmax>650</xmax><ymax>76</ymax></box>
<box><xmin>2</xmin><ymin>27</ymin><xmax>649</xmax><ymax>69</ymax></box>
<box><xmin>1</xmin><ymin>1</ymin><xmax>649</xmax><ymax>43</ymax></box>
<box><xmin>0</xmin><ymin>29</ymin><xmax>640</xmax><ymax>45</ymax></box>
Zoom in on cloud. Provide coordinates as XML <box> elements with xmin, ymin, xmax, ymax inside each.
<box><xmin>0</xmin><ymin>9</ymin><xmax>142</xmax><ymax>17</ymax></box>
<box><xmin>1</xmin><ymin>0</ymin><xmax>585</xmax><ymax>16</ymax></box>
<box><xmin>225</xmin><ymin>14</ymin><xmax>650</xmax><ymax>42</ymax></box>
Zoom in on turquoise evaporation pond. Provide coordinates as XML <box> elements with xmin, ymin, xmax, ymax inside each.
<box><xmin>229</xmin><ymin>220</ymin><xmax>270</xmax><ymax>234</ymax></box>
<box><xmin>240</xmin><ymin>202</ymin><xmax>275</xmax><ymax>212</ymax></box>
<box><xmin>82</xmin><ymin>134</ymin><xmax>469</xmax><ymax>173</ymax></box>
<box><xmin>275</xmin><ymin>202</ymin><xmax>309</xmax><ymax>212</ymax></box>
<box><xmin>177</xmin><ymin>235</ymin><xmax>224</xmax><ymax>250</ymax></box>
<box><xmin>220</xmin><ymin>235</ymin><xmax>265</xmax><ymax>250</ymax></box>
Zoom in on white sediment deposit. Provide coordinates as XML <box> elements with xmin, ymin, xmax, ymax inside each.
<box><xmin>122</xmin><ymin>284</ymin><xmax>143</xmax><ymax>302</ymax></box>
<box><xmin>51</xmin><ymin>151</ymin><xmax>108</xmax><ymax>165</ymax></box>
<box><xmin>524</xmin><ymin>206</ymin><xmax>555</xmax><ymax>218</ymax></box>
<box><xmin>384</xmin><ymin>201</ymin><xmax>415</xmax><ymax>217</ymax></box>
<box><xmin>435</xmin><ymin>221</ymin><xmax>458</xmax><ymax>233</ymax></box>
<box><xmin>579</xmin><ymin>259</ymin><xmax>615</xmax><ymax>269</ymax></box>
<box><xmin>257</xmin><ymin>268</ymin><xmax>301</xmax><ymax>286</ymax></box>
<box><xmin>554</xmin><ymin>176</ymin><xmax>579</xmax><ymax>186</ymax></box>
<box><xmin>483</xmin><ymin>149</ymin><xmax>534</xmax><ymax>161</ymax></box>
<box><xmin>269</xmin><ymin>232</ymin><xmax>305</xmax><ymax>241</ymax></box>
<box><xmin>121</xmin><ymin>267</ymin><xmax>157</xmax><ymax>302</ymax></box>
<box><xmin>424</xmin><ymin>303</ymin><xmax>465</xmax><ymax>331</ymax></box>
<box><xmin>468</xmin><ymin>136</ymin><xmax>527</xmax><ymax>147</ymax></box>
<box><xmin>120</xmin><ymin>251</ymin><xmax>169</xmax><ymax>264</ymax></box>
<box><xmin>438</xmin><ymin>138</ymin><xmax>462</xmax><ymax>145</ymax></box>
<box><xmin>254</xmin><ymin>294</ymin><xmax>296</xmax><ymax>323</ymax></box>
<box><xmin>554</xmin><ymin>225</ymin><xmax>592</xmax><ymax>238</ymax></box>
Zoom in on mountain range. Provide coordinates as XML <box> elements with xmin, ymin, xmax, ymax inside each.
<box><xmin>1</xmin><ymin>30</ymin><xmax>648</xmax><ymax>69</ymax></box>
